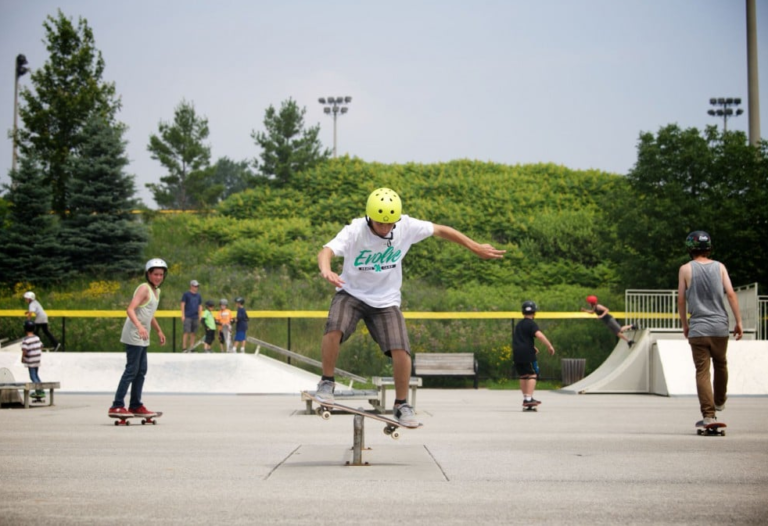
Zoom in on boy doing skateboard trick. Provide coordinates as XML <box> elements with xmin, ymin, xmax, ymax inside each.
<box><xmin>315</xmin><ymin>188</ymin><xmax>505</xmax><ymax>427</ymax></box>
<box><xmin>513</xmin><ymin>301</ymin><xmax>555</xmax><ymax>408</ymax></box>
<box><xmin>581</xmin><ymin>295</ymin><xmax>637</xmax><ymax>347</ymax></box>
<box><xmin>677</xmin><ymin>231</ymin><xmax>742</xmax><ymax>427</ymax></box>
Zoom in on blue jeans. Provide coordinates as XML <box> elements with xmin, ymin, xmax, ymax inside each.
<box><xmin>28</xmin><ymin>367</ymin><xmax>41</xmax><ymax>383</ymax></box>
<box><xmin>112</xmin><ymin>345</ymin><xmax>148</xmax><ymax>409</ymax></box>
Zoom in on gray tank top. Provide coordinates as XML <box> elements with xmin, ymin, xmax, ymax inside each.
<box><xmin>120</xmin><ymin>283</ymin><xmax>160</xmax><ymax>346</ymax></box>
<box><xmin>685</xmin><ymin>260</ymin><xmax>729</xmax><ymax>338</ymax></box>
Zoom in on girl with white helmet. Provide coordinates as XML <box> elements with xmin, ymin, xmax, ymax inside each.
<box><xmin>108</xmin><ymin>258</ymin><xmax>168</xmax><ymax>421</ymax></box>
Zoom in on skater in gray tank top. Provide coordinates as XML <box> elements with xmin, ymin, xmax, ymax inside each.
<box><xmin>677</xmin><ymin>231</ymin><xmax>743</xmax><ymax>426</ymax></box>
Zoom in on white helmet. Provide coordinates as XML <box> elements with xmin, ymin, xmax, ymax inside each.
<box><xmin>23</xmin><ymin>291</ymin><xmax>35</xmax><ymax>301</ymax></box>
<box><xmin>219</xmin><ymin>299</ymin><xmax>228</xmax><ymax>306</ymax></box>
<box><xmin>145</xmin><ymin>258</ymin><xmax>168</xmax><ymax>272</ymax></box>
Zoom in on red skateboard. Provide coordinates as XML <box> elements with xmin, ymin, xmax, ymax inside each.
<box><xmin>696</xmin><ymin>421</ymin><xmax>726</xmax><ymax>436</ymax></box>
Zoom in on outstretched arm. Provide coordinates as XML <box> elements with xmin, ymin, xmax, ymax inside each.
<box><xmin>432</xmin><ymin>224</ymin><xmax>506</xmax><ymax>259</ymax></box>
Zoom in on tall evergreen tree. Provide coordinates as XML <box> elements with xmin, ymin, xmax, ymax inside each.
<box><xmin>146</xmin><ymin>99</ymin><xmax>211</xmax><ymax>210</ymax></box>
<box><xmin>17</xmin><ymin>10</ymin><xmax>121</xmax><ymax>218</ymax></box>
<box><xmin>0</xmin><ymin>155</ymin><xmax>67</xmax><ymax>285</ymax></box>
<box><xmin>251</xmin><ymin>98</ymin><xmax>330</xmax><ymax>187</ymax></box>
<box><xmin>60</xmin><ymin>115</ymin><xmax>147</xmax><ymax>274</ymax></box>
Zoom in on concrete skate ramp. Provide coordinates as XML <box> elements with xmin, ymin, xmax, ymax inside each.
<box><xmin>0</xmin><ymin>352</ymin><xmax>323</xmax><ymax>394</ymax></box>
<box><xmin>654</xmin><ymin>339</ymin><xmax>768</xmax><ymax>396</ymax></box>
<box><xmin>561</xmin><ymin>331</ymin><xmax>768</xmax><ymax>396</ymax></box>
<box><xmin>560</xmin><ymin>330</ymin><xmax>653</xmax><ymax>394</ymax></box>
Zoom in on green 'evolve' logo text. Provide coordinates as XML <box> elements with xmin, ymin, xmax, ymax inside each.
<box><xmin>354</xmin><ymin>247</ymin><xmax>402</xmax><ymax>272</ymax></box>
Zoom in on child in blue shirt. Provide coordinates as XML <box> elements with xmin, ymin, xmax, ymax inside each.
<box><xmin>232</xmin><ymin>297</ymin><xmax>249</xmax><ymax>353</ymax></box>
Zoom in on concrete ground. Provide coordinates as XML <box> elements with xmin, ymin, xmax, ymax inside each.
<box><xmin>1</xmin><ymin>390</ymin><xmax>766</xmax><ymax>525</ymax></box>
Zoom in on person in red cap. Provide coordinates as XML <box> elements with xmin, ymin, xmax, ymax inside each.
<box><xmin>581</xmin><ymin>295</ymin><xmax>637</xmax><ymax>347</ymax></box>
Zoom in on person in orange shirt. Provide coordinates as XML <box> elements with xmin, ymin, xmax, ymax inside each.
<box><xmin>215</xmin><ymin>299</ymin><xmax>233</xmax><ymax>352</ymax></box>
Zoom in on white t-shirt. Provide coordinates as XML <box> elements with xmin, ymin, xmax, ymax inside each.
<box><xmin>324</xmin><ymin>215</ymin><xmax>434</xmax><ymax>308</ymax></box>
<box><xmin>28</xmin><ymin>300</ymin><xmax>48</xmax><ymax>324</ymax></box>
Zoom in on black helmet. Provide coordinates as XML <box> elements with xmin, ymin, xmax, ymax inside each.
<box><xmin>685</xmin><ymin>231</ymin><xmax>712</xmax><ymax>252</ymax></box>
<box><xmin>235</xmin><ymin>297</ymin><xmax>244</xmax><ymax>304</ymax></box>
<box><xmin>205</xmin><ymin>300</ymin><xmax>215</xmax><ymax>307</ymax></box>
<box><xmin>23</xmin><ymin>320</ymin><xmax>36</xmax><ymax>332</ymax></box>
<box><xmin>522</xmin><ymin>300</ymin><xmax>538</xmax><ymax>314</ymax></box>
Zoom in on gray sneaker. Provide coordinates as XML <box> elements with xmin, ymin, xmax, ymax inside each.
<box><xmin>393</xmin><ymin>403</ymin><xmax>419</xmax><ymax>428</ymax></box>
<box><xmin>702</xmin><ymin>416</ymin><xmax>719</xmax><ymax>425</ymax></box>
<box><xmin>315</xmin><ymin>380</ymin><xmax>335</xmax><ymax>403</ymax></box>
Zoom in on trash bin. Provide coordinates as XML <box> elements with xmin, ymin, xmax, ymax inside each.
<box><xmin>561</xmin><ymin>358</ymin><xmax>586</xmax><ymax>386</ymax></box>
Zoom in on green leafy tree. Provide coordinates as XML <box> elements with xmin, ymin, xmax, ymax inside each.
<box><xmin>60</xmin><ymin>115</ymin><xmax>148</xmax><ymax>274</ymax></box>
<box><xmin>612</xmin><ymin>124</ymin><xmax>768</xmax><ymax>290</ymax></box>
<box><xmin>186</xmin><ymin>157</ymin><xmax>259</xmax><ymax>209</ymax></box>
<box><xmin>251</xmin><ymin>98</ymin><xmax>330</xmax><ymax>187</ymax></box>
<box><xmin>17</xmin><ymin>10</ymin><xmax>121</xmax><ymax>218</ymax></box>
<box><xmin>0</xmin><ymin>154</ymin><xmax>67</xmax><ymax>285</ymax></box>
<box><xmin>146</xmin><ymin>100</ymin><xmax>211</xmax><ymax>209</ymax></box>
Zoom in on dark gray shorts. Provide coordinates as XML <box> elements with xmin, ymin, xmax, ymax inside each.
<box><xmin>600</xmin><ymin>315</ymin><xmax>622</xmax><ymax>335</ymax></box>
<box><xmin>183</xmin><ymin>317</ymin><xmax>199</xmax><ymax>333</ymax></box>
<box><xmin>324</xmin><ymin>290</ymin><xmax>410</xmax><ymax>356</ymax></box>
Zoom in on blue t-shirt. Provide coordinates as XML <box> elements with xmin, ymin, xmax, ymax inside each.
<box><xmin>181</xmin><ymin>291</ymin><xmax>202</xmax><ymax>319</ymax></box>
<box><xmin>235</xmin><ymin>306</ymin><xmax>249</xmax><ymax>332</ymax></box>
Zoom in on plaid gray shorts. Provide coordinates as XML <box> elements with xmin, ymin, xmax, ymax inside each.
<box><xmin>324</xmin><ymin>290</ymin><xmax>410</xmax><ymax>356</ymax></box>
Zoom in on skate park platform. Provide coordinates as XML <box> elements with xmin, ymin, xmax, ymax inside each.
<box><xmin>560</xmin><ymin>330</ymin><xmax>768</xmax><ymax>396</ymax></box>
<box><xmin>0</xmin><ymin>389</ymin><xmax>766</xmax><ymax>525</ymax></box>
<box><xmin>0</xmin><ymin>349</ymin><xmax>324</xmax><ymax>394</ymax></box>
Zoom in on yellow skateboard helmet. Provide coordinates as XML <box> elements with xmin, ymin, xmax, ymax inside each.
<box><xmin>365</xmin><ymin>188</ymin><xmax>401</xmax><ymax>224</ymax></box>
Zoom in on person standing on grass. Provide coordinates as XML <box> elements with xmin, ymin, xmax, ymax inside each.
<box><xmin>181</xmin><ymin>280</ymin><xmax>202</xmax><ymax>353</ymax></box>
<box><xmin>677</xmin><ymin>231</ymin><xmax>743</xmax><ymax>426</ymax></box>
<box><xmin>513</xmin><ymin>300</ymin><xmax>555</xmax><ymax>408</ymax></box>
<box><xmin>314</xmin><ymin>187</ymin><xmax>505</xmax><ymax>427</ymax></box>
<box><xmin>108</xmin><ymin>258</ymin><xmax>167</xmax><ymax>420</ymax></box>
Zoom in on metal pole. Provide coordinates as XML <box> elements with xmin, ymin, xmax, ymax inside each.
<box><xmin>746</xmin><ymin>0</ymin><xmax>761</xmax><ymax>146</ymax></box>
<box><xmin>12</xmin><ymin>72</ymin><xmax>20</xmax><ymax>173</ymax></box>
<box><xmin>351</xmin><ymin>413</ymin><xmax>365</xmax><ymax>466</ymax></box>
<box><xmin>333</xmin><ymin>111</ymin><xmax>338</xmax><ymax>158</ymax></box>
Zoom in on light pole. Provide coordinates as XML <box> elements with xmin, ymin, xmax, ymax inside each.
<box><xmin>318</xmin><ymin>96</ymin><xmax>352</xmax><ymax>158</ymax></box>
<box><xmin>12</xmin><ymin>53</ymin><xmax>29</xmax><ymax>173</ymax></box>
<box><xmin>707</xmin><ymin>97</ymin><xmax>744</xmax><ymax>132</ymax></box>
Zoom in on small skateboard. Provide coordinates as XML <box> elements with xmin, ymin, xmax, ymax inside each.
<box><xmin>110</xmin><ymin>411</ymin><xmax>163</xmax><ymax>426</ymax></box>
<box><xmin>110</xmin><ymin>414</ymin><xmax>134</xmax><ymax>426</ymax></box>
<box><xmin>302</xmin><ymin>391</ymin><xmax>420</xmax><ymax>439</ymax></box>
<box><xmin>140</xmin><ymin>411</ymin><xmax>163</xmax><ymax>425</ymax></box>
<box><xmin>31</xmin><ymin>394</ymin><xmax>46</xmax><ymax>404</ymax></box>
<box><xmin>522</xmin><ymin>400</ymin><xmax>541</xmax><ymax>412</ymax></box>
<box><xmin>696</xmin><ymin>421</ymin><xmax>726</xmax><ymax>436</ymax></box>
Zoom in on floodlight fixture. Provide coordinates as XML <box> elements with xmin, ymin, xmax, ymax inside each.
<box><xmin>318</xmin><ymin>94</ymin><xmax>353</xmax><ymax>158</ymax></box>
<box><xmin>707</xmin><ymin>96</ymin><xmax>744</xmax><ymax>132</ymax></box>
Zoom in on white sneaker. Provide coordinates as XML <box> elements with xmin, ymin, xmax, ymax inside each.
<box><xmin>315</xmin><ymin>380</ymin><xmax>335</xmax><ymax>403</ymax></box>
<box><xmin>393</xmin><ymin>403</ymin><xmax>420</xmax><ymax>428</ymax></box>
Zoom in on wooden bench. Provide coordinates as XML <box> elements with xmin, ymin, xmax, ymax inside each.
<box><xmin>413</xmin><ymin>352</ymin><xmax>479</xmax><ymax>389</ymax></box>
<box><xmin>0</xmin><ymin>382</ymin><xmax>61</xmax><ymax>409</ymax></box>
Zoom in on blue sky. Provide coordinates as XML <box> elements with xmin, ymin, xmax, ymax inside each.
<box><xmin>1</xmin><ymin>0</ymin><xmax>766</xmax><ymax>207</ymax></box>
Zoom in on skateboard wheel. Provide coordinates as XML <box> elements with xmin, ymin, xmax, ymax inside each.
<box><xmin>125</xmin><ymin>420</ymin><xmax>130</xmax><ymax>426</ymax></box>
<box><xmin>321</xmin><ymin>410</ymin><xmax>331</xmax><ymax>420</ymax></box>
<box><xmin>391</xmin><ymin>430</ymin><xmax>401</xmax><ymax>440</ymax></box>
<box><xmin>383</xmin><ymin>427</ymin><xmax>392</xmax><ymax>435</ymax></box>
<box><xmin>114</xmin><ymin>420</ymin><xmax>119</xmax><ymax>426</ymax></box>
<box><xmin>141</xmin><ymin>419</ymin><xmax>147</xmax><ymax>425</ymax></box>
<box><xmin>697</xmin><ymin>429</ymin><xmax>703</xmax><ymax>435</ymax></box>
<box><xmin>720</xmin><ymin>430</ymin><xmax>725</xmax><ymax>436</ymax></box>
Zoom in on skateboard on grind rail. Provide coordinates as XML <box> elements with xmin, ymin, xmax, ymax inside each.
<box><xmin>302</xmin><ymin>391</ymin><xmax>420</xmax><ymax>440</ymax></box>
<box><xmin>696</xmin><ymin>420</ymin><xmax>726</xmax><ymax>436</ymax></box>
<box><xmin>110</xmin><ymin>411</ymin><xmax>163</xmax><ymax>426</ymax></box>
